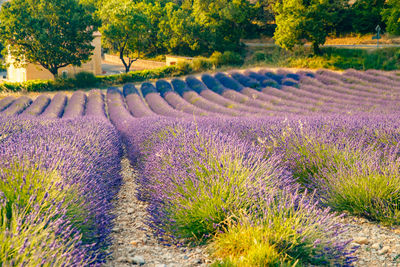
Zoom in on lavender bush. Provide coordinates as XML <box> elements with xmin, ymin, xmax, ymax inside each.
<box><xmin>1</xmin><ymin>96</ymin><xmax>31</xmax><ymax>116</ymax></box>
<box><xmin>0</xmin><ymin>116</ymin><xmax>122</xmax><ymax>264</ymax></box>
<box><xmin>123</xmin><ymin>84</ymin><xmax>156</xmax><ymax>118</ymax></box>
<box><xmin>40</xmin><ymin>93</ymin><xmax>67</xmax><ymax>118</ymax></box>
<box><xmin>63</xmin><ymin>91</ymin><xmax>86</xmax><ymax>118</ymax></box>
<box><xmin>20</xmin><ymin>94</ymin><xmax>50</xmax><ymax>116</ymax></box>
<box><xmin>107</xmin><ymin>102</ymin><xmax>355</xmax><ymax>265</ymax></box>
<box><xmin>85</xmin><ymin>89</ymin><xmax>106</xmax><ymax>118</ymax></box>
<box><xmin>0</xmin><ymin>96</ymin><xmax>16</xmax><ymax>112</ymax></box>
<box><xmin>171</xmin><ymin>79</ymin><xmax>237</xmax><ymax>116</ymax></box>
<box><xmin>140</xmin><ymin>83</ymin><xmax>187</xmax><ymax>117</ymax></box>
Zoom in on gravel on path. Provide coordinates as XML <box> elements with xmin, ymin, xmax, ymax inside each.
<box><xmin>104</xmin><ymin>157</ymin><xmax>210</xmax><ymax>267</ymax></box>
<box><xmin>335</xmin><ymin>216</ymin><xmax>400</xmax><ymax>266</ymax></box>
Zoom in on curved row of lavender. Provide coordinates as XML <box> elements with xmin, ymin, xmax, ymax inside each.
<box><xmin>1</xmin><ymin>69</ymin><xmax>400</xmax><ymax>118</ymax></box>
<box><xmin>0</xmin><ymin>94</ymin><xmax>122</xmax><ymax>265</ymax></box>
<box><xmin>105</xmin><ymin>89</ymin><xmax>359</xmax><ymax>265</ymax></box>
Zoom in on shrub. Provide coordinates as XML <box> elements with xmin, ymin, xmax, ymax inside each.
<box><xmin>252</xmin><ymin>51</ymin><xmax>267</xmax><ymax>62</ymax></box>
<box><xmin>317</xmin><ymin>150</ymin><xmax>400</xmax><ymax>225</ymax></box>
<box><xmin>281</xmin><ymin>78</ymin><xmax>298</xmax><ymax>87</ymax></box>
<box><xmin>138</xmin><ymin>125</ymin><xmax>292</xmax><ymax>243</ymax></box>
<box><xmin>0</xmin><ymin>117</ymin><xmax>123</xmax><ymax>263</ymax></box>
<box><xmin>0</xmin><ymin>51</ymin><xmax>246</xmax><ymax>93</ymax></box>
<box><xmin>72</xmin><ymin>71</ymin><xmax>98</xmax><ymax>88</ymax></box>
<box><xmin>210</xmin><ymin>51</ymin><xmax>244</xmax><ymax>67</ymax></box>
<box><xmin>191</xmin><ymin>57</ymin><xmax>213</xmax><ymax>72</ymax></box>
<box><xmin>260</xmin><ymin>119</ymin><xmax>400</xmax><ymax>226</ymax></box>
<box><xmin>211</xmin><ymin>189</ymin><xmax>354</xmax><ymax>266</ymax></box>
<box><xmin>174</xmin><ymin>61</ymin><xmax>192</xmax><ymax>76</ymax></box>
<box><xmin>209</xmin><ymin>51</ymin><xmax>223</xmax><ymax>67</ymax></box>
<box><xmin>109</xmin><ymin>117</ymin><xmax>355</xmax><ymax>266</ymax></box>
<box><xmin>0</xmin><ymin>164</ymin><xmax>89</xmax><ymax>266</ymax></box>
<box><xmin>262</xmin><ymin>79</ymin><xmax>281</xmax><ymax>88</ymax></box>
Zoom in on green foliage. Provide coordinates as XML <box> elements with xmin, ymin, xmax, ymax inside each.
<box><xmin>248</xmin><ymin>0</ymin><xmax>276</xmax><ymax>38</ymax></box>
<box><xmin>252</xmin><ymin>51</ymin><xmax>267</xmax><ymax>62</ymax></box>
<box><xmin>149</xmin><ymin>127</ymin><xmax>281</xmax><ymax>243</ymax></box>
<box><xmin>157</xmin><ymin>3</ymin><xmax>205</xmax><ymax>56</ymax></box>
<box><xmin>99</xmin><ymin>0</ymin><xmax>151</xmax><ymax>73</ymax></box>
<box><xmin>210</xmin><ymin>191</ymin><xmax>346</xmax><ymax>266</ymax></box>
<box><xmin>191</xmin><ymin>57</ymin><xmax>213</xmax><ymax>72</ymax></box>
<box><xmin>73</xmin><ymin>71</ymin><xmax>98</xmax><ymax>88</ymax></box>
<box><xmin>351</xmin><ymin>0</ymin><xmax>385</xmax><ymax>34</ymax></box>
<box><xmin>273</xmin><ymin>0</ymin><xmax>345</xmax><ymax>55</ymax></box>
<box><xmin>96</xmin><ymin>0</ymin><xmax>253</xmax><ymax>58</ymax></box>
<box><xmin>210</xmin><ymin>51</ymin><xmax>244</xmax><ymax>67</ymax></box>
<box><xmin>0</xmin><ymin>51</ymin><xmax>243</xmax><ymax>92</ymax></box>
<box><xmin>0</xmin><ymin>164</ymin><xmax>89</xmax><ymax>265</ymax></box>
<box><xmin>321</xmin><ymin>158</ymin><xmax>400</xmax><ymax>225</ymax></box>
<box><xmin>382</xmin><ymin>0</ymin><xmax>400</xmax><ymax>35</ymax></box>
<box><xmin>175</xmin><ymin>61</ymin><xmax>193</xmax><ymax>75</ymax></box>
<box><xmin>253</xmin><ymin>46</ymin><xmax>400</xmax><ymax>71</ymax></box>
<box><xmin>0</xmin><ymin>0</ymin><xmax>96</xmax><ymax>77</ymax></box>
<box><xmin>191</xmin><ymin>0</ymin><xmax>252</xmax><ymax>52</ymax></box>
<box><xmin>97</xmin><ymin>65</ymin><xmax>184</xmax><ymax>85</ymax></box>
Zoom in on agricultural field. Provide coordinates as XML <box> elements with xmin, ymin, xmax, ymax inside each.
<box><xmin>1</xmin><ymin>68</ymin><xmax>400</xmax><ymax>266</ymax></box>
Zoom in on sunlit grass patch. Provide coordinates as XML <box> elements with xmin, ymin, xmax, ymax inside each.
<box><xmin>210</xmin><ymin>190</ymin><xmax>353</xmax><ymax>266</ymax></box>
<box><xmin>0</xmin><ymin>163</ymin><xmax>91</xmax><ymax>265</ymax></box>
<box><xmin>317</xmin><ymin>154</ymin><xmax>400</xmax><ymax>225</ymax></box>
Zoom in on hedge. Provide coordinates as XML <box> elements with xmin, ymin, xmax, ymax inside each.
<box><xmin>0</xmin><ymin>51</ymin><xmax>244</xmax><ymax>93</ymax></box>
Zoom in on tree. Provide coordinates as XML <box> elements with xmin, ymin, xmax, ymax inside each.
<box><xmin>273</xmin><ymin>0</ymin><xmax>342</xmax><ymax>55</ymax></box>
<box><xmin>99</xmin><ymin>0</ymin><xmax>150</xmax><ymax>73</ymax></box>
<box><xmin>249</xmin><ymin>0</ymin><xmax>277</xmax><ymax>37</ymax></box>
<box><xmin>351</xmin><ymin>0</ymin><xmax>385</xmax><ymax>34</ymax></box>
<box><xmin>191</xmin><ymin>0</ymin><xmax>253</xmax><ymax>52</ymax></box>
<box><xmin>382</xmin><ymin>0</ymin><xmax>400</xmax><ymax>35</ymax></box>
<box><xmin>157</xmin><ymin>2</ymin><xmax>206</xmax><ymax>56</ymax></box>
<box><xmin>0</xmin><ymin>0</ymin><xmax>96</xmax><ymax>78</ymax></box>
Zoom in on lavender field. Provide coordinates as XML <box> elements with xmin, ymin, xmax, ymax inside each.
<box><xmin>1</xmin><ymin>68</ymin><xmax>400</xmax><ymax>266</ymax></box>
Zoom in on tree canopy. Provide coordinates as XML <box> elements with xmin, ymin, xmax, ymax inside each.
<box><xmin>0</xmin><ymin>0</ymin><xmax>96</xmax><ymax>78</ymax></box>
<box><xmin>99</xmin><ymin>0</ymin><xmax>150</xmax><ymax>73</ymax></box>
<box><xmin>273</xmin><ymin>0</ymin><xmax>344</xmax><ymax>55</ymax></box>
<box><xmin>352</xmin><ymin>0</ymin><xmax>385</xmax><ymax>34</ymax></box>
<box><xmin>382</xmin><ymin>0</ymin><xmax>400</xmax><ymax>35</ymax></box>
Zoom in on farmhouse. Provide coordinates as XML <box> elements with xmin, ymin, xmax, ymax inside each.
<box><xmin>6</xmin><ymin>32</ymin><xmax>102</xmax><ymax>82</ymax></box>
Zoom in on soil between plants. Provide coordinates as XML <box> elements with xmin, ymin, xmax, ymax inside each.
<box><xmin>104</xmin><ymin>157</ymin><xmax>210</xmax><ymax>267</ymax></box>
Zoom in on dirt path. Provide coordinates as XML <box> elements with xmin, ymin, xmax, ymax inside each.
<box><xmin>104</xmin><ymin>157</ymin><xmax>210</xmax><ymax>267</ymax></box>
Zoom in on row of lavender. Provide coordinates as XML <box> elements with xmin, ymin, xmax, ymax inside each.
<box><xmin>0</xmin><ymin>89</ymin><xmax>106</xmax><ymax>119</ymax></box>
<box><xmin>107</xmin><ymin>89</ymin><xmax>364</xmax><ymax>265</ymax></box>
<box><xmin>0</xmin><ymin>107</ymin><xmax>122</xmax><ymax>265</ymax></box>
<box><xmin>2</xmin><ymin>68</ymin><xmax>400</xmax><ymax>119</ymax></box>
<box><xmin>120</xmin><ymin>68</ymin><xmax>400</xmax><ymax>118</ymax></box>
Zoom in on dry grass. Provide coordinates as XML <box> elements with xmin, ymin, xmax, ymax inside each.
<box><xmin>321</xmin><ymin>34</ymin><xmax>400</xmax><ymax>45</ymax></box>
<box><xmin>244</xmin><ymin>34</ymin><xmax>400</xmax><ymax>46</ymax></box>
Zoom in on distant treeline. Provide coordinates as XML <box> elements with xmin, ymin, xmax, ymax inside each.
<box><xmin>1</xmin><ymin>0</ymin><xmax>399</xmax><ymax>77</ymax></box>
<box><xmin>82</xmin><ymin>0</ymin><xmax>399</xmax><ymax>54</ymax></box>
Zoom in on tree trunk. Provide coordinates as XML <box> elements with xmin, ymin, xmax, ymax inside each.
<box><xmin>50</xmin><ymin>68</ymin><xmax>59</xmax><ymax>79</ymax></box>
<box><xmin>312</xmin><ymin>42</ymin><xmax>321</xmax><ymax>55</ymax></box>
<box><xmin>120</xmin><ymin>50</ymin><xmax>131</xmax><ymax>73</ymax></box>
